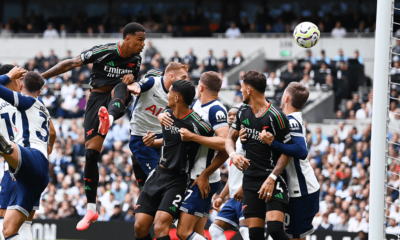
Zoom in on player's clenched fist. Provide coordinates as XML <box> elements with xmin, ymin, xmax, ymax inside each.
<box><xmin>128</xmin><ymin>82</ymin><xmax>141</xmax><ymax>97</ymax></box>
<box><xmin>142</xmin><ymin>131</ymin><xmax>157</xmax><ymax>147</ymax></box>
<box><xmin>122</xmin><ymin>73</ymin><xmax>134</xmax><ymax>85</ymax></box>
<box><xmin>179</xmin><ymin>128</ymin><xmax>195</xmax><ymax>141</ymax></box>
<box><xmin>7</xmin><ymin>66</ymin><xmax>26</xmax><ymax>81</ymax></box>
<box><xmin>259</xmin><ymin>130</ymin><xmax>274</xmax><ymax>145</ymax></box>
<box><xmin>158</xmin><ymin>112</ymin><xmax>174</xmax><ymax>127</ymax></box>
<box><xmin>213</xmin><ymin>197</ymin><xmax>223</xmax><ymax>212</ymax></box>
<box><xmin>230</xmin><ymin>152</ymin><xmax>250</xmax><ymax>171</ymax></box>
<box><xmin>239</xmin><ymin>127</ymin><xmax>247</xmax><ymax>143</ymax></box>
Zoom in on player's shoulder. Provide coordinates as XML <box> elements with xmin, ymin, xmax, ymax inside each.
<box><xmin>287</xmin><ymin>112</ymin><xmax>304</xmax><ymax>133</ymax></box>
<box><xmin>191</xmin><ymin>111</ymin><xmax>213</xmax><ymax>129</ymax></box>
<box><xmin>208</xmin><ymin>101</ymin><xmax>228</xmax><ymax>124</ymax></box>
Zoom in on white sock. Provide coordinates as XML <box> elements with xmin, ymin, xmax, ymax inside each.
<box><xmin>18</xmin><ymin>221</ymin><xmax>32</xmax><ymax>240</ymax></box>
<box><xmin>4</xmin><ymin>233</ymin><xmax>19</xmax><ymax>240</ymax></box>
<box><xmin>187</xmin><ymin>232</ymin><xmax>207</xmax><ymax>240</ymax></box>
<box><xmin>209</xmin><ymin>224</ymin><xmax>226</xmax><ymax>240</ymax></box>
<box><xmin>239</xmin><ymin>226</ymin><xmax>249</xmax><ymax>240</ymax></box>
<box><xmin>109</xmin><ymin>115</ymin><xmax>114</xmax><ymax>125</ymax></box>
<box><xmin>87</xmin><ymin>203</ymin><xmax>96</xmax><ymax>213</ymax></box>
<box><xmin>0</xmin><ymin>229</ymin><xmax>4</xmax><ymax>240</ymax></box>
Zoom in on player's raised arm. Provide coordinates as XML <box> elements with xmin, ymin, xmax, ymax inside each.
<box><xmin>42</xmin><ymin>55</ymin><xmax>83</xmax><ymax>79</ymax></box>
<box><xmin>48</xmin><ymin>119</ymin><xmax>56</xmax><ymax>155</ymax></box>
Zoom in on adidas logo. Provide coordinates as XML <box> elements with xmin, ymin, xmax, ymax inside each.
<box><xmin>274</xmin><ymin>193</ymin><xmax>283</xmax><ymax>199</ymax></box>
<box><xmin>106</xmin><ymin>61</ymin><xmax>115</xmax><ymax>66</ymax></box>
<box><xmin>169</xmin><ymin>206</ymin><xmax>176</xmax><ymax>212</ymax></box>
<box><xmin>242</xmin><ymin>118</ymin><xmax>250</xmax><ymax>125</ymax></box>
<box><xmin>85</xmin><ymin>186</ymin><xmax>91</xmax><ymax>191</ymax></box>
<box><xmin>114</xmin><ymin>102</ymin><xmax>120</xmax><ymax>108</ymax></box>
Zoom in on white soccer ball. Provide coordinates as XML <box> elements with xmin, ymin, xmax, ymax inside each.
<box><xmin>293</xmin><ymin>22</ymin><xmax>320</xmax><ymax>48</ymax></box>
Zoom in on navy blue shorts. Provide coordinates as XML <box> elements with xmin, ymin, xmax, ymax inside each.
<box><xmin>129</xmin><ymin>135</ymin><xmax>162</xmax><ymax>175</ymax></box>
<box><xmin>216</xmin><ymin>198</ymin><xmax>245</xmax><ymax>229</ymax></box>
<box><xmin>0</xmin><ymin>169</ymin><xmax>16</xmax><ymax>209</ymax></box>
<box><xmin>7</xmin><ymin>146</ymin><xmax>49</xmax><ymax>218</ymax></box>
<box><xmin>180</xmin><ymin>179</ymin><xmax>219</xmax><ymax>218</ymax></box>
<box><xmin>285</xmin><ymin>190</ymin><xmax>320</xmax><ymax>239</ymax></box>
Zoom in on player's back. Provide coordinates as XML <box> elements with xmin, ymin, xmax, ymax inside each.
<box><xmin>191</xmin><ymin>99</ymin><xmax>228</xmax><ymax>183</ymax></box>
<box><xmin>130</xmin><ymin>76</ymin><xmax>168</xmax><ymax>136</ymax></box>
<box><xmin>0</xmin><ymin>98</ymin><xmax>22</xmax><ymax>142</ymax></box>
<box><xmin>14</xmin><ymin>97</ymin><xmax>51</xmax><ymax>159</ymax></box>
<box><xmin>286</xmin><ymin>112</ymin><xmax>319</xmax><ymax>197</ymax></box>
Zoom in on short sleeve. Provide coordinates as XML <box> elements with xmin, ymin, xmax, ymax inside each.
<box><xmin>80</xmin><ymin>45</ymin><xmax>113</xmax><ymax>65</ymax></box>
<box><xmin>208</xmin><ymin>105</ymin><xmax>228</xmax><ymax>130</ymax></box>
<box><xmin>288</xmin><ymin>116</ymin><xmax>303</xmax><ymax>138</ymax></box>
<box><xmin>137</xmin><ymin>77</ymin><xmax>155</xmax><ymax>92</ymax></box>
<box><xmin>231</xmin><ymin>106</ymin><xmax>242</xmax><ymax>132</ymax></box>
<box><xmin>197</xmin><ymin>119</ymin><xmax>214</xmax><ymax>137</ymax></box>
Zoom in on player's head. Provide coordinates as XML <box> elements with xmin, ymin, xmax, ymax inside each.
<box><xmin>123</xmin><ymin>22</ymin><xmax>146</xmax><ymax>54</ymax></box>
<box><xmin>228</xmin><ymin>107</ymin><xmax>238</xmax><ymax>127</ymax></box>
<box><xmin>164</xmin><ymin>62</ymin><xmax>188</xmax><ymax>83</ymax></box>
<box><xmin>0</xmin><ymin>64</ymin><xmax>23</xmax><ymax>92</ymax></box>
<box><xmin>198</xmin><ymin>71</ymin><xmax>222</xmax><ymax>99</ymax></box>
<box><xmin>22</xmin><ymin>71</ymin><xmax>44</xmax><ymax>97</ymax></box>
<box><xmin>168</xmin><ymin>80</ymin><xmax>195</xmax><ymax>109</ymax></box>
<box><xmin>282</xmin><ymin>82</ymin><xmax>309</xmax><ymax>111</ymax></box>
<box><xmin>241</xmin><ymin>70</ymin><xmax>266</xmax><ymax>104</ymax></box>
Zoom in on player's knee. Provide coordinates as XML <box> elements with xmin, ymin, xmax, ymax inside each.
<box><xmin>209</xmin><ymin>224</ymin><xmax>224</xmax><ymax>239</ymax></box>
<box><xmin>85</xmin><ymin>149</ymin><xmax>100</xmax><ymax>164</ymax></box>
<box><xmin>176</xmin><ymin>227</ymin><xmax>191</xmax><ymax>240</ymax></box>
<box><xmin>249</xmin><ymin>227</ymin><xmax>265</xmax><ymax>240</ymax></box>
<box><xmin>153</xmin><ymin>219</ymin><xmax>170</xmax><ymax>237</ymax></box>
<box><xmin>267</xmin><ymin>221</ymin><xmax>285</xmax><ymax>238</ymax></box>
<box><xmin>134</xmin><ymin>221</ymin><xmax>148</xmax><ymax>237</ymax></box>
<box><xmin>2</xmin><ymin>222</ymin><xmax>17</xmax><ymax>237</ymax></box>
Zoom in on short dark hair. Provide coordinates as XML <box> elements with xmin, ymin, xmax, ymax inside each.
<box><xmin>123</xmin><ymin>22</ymin><xmax>145</xmax><ymax>38</ymax></box>
<box><xmin>171</xmin><ymin>80</ymin><xmax>196</xmax><ymax>106</ymax></box>
<box><xmin>200</xmin><ymin>71</ymin><xmax>222</xmax><ymax>93</ymax></box>
<box><xmin>286</xmin><ymin>82</ymin><xmax>310</xmax><ymax>109</ymax></box>
<box><xmin>23</xmin><ymin>72</ymin><xmax>44</xmax><ymax>93</ymax></box>
<box><xmin>243</xmin><ymin>70</ymin><xmax>266</xmax><ymax>93</ymax></box>
<box><xmin>0</xmin><ymin>64</ymin><xmax>15</xmax><ymax>85</ymax></box>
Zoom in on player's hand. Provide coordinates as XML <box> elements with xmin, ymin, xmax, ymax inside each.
<box><xmin>6</xmin><ymin>67</ymin><xmax>26</xmax><ymax>81</ymax></box>
<box><xmin>128</xmin><ymin>83</ymin><xmax>141</xmax><ymax>97</ymax></box>
<box><xmin>179</xmin><ymin>128</ymin><xmax>195</xmax><ymax>141</ymax></box>
<box><xmin>259</xmin><ymin>130</ymin><xmax>274</xmax><ymax>146</ymax></box>
<box><xmin>142</xmin><ymin>131</ymin><xmax>157</xmax><ymax>147</ymax></box>
<box><xmin>213</xmin><ymin>197</ymin><xmax>223</xmax><ymax>212</ymax></box>
<box><xmin>233</xmin><ymin>187</ymin><xmax>243</xmax><ymax>202</ymax></box>
<box><xmin>231</xmin><ymin>153</ymin><xmax>250</xmax><ymax>171</ymax></box>
<box><xmin>122</xmin><ymin>74</ymin><xmax>134</xmax><ymax>85</ymax></box>
<box><xmin>192</xmin><ymin>174</ymin><xmax>210</xmax><ymax>199</ymax></box>
<box><xmin>258</xmin><ymin>177</ymin><xmax>275</xmax><ymax>202</ymax></box>
<box><xmin>239</xmin><ymin>127</ymin><xmax>247</xmax><ymax>143</ymax></box>
<box><xmin>158</xmin><ymin>112</ymin><xmax>173</xmax><ymax>127</ymax></box>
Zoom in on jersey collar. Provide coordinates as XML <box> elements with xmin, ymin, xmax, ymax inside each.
<box><xmin>201</xmin><ymin>99</ymin><xmax>218</xmax><ymax>107</ymax></box>
<box><xmin>161</xmin><ymin>77</ymin><xmax>168</xmax><ymax>93</ymax></box>
<box><xmin>116</xmin><ymin>42</ymin><xmax>123</xmax><ymax>58</ymax></box>
<box><xmin>181</xmin><ymin>110</ymin><xmax>193</xmax><ymax>119</ymax></box>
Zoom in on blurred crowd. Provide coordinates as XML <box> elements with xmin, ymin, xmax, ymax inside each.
<box><xmin>0</xmin><ymin>2</ymin><xmax>377</xmax><ymax>38</ymax></box>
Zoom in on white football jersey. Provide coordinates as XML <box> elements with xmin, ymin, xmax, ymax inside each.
<box><xmin>0</xmin><ymin>98</ymin><xmax>22</xmax><ymax>171</ymax></box>
<box><xmin>285</xmin><ymin>112</ymin><xmax>320</xmax><ymax>198</ymax></box>
<box><xmin>130</xmin><ymin>77</ymin><xmax>168</xmax><ymax>136</ymax></box>
<box><xmin>191</xmin><ymin>99</ymin><xmax>228</xmax><ymax>183</ymax></box>
<box><xmin>228</xmin><ymin>139</ymin><xmax>245</xmax><ymax>198</ymax></box>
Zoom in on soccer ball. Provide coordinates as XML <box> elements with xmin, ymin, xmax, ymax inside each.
<box><xmin>293</xmin><ymin>22</ymin><xmax>320</xmax><ymax>48</ymax></box>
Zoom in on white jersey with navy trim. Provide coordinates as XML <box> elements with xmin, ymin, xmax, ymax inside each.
<box><xmin>286</xmin><ymin>112</ymin><xmax>319</xmax><ymax>198</ymax></box>
<box><xmin>130</xmin><ymin>76</ymin><xmax>168</xmax><ymax>136</ymax></box>
<box><xmin>228</xmin><ymin>139</ymin><xmax>245</xmax><ymax>198</ymax></box>
<box><xmin>191</xmin><ymin>99</ymin><xmax>228</xmax><ymax>183</ymax></box>
<box><xmin>0</xmin><ymin>98</ymin><xmax>22</xmax><ymax>171</ymax></box>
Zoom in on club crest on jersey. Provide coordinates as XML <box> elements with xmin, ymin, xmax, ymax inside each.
<box><xmin>84</xmin><ymin>51</ymin><xmax>93</xmax><ymax>59</ymax></box>
<box><xmin>215</xmin><ymin>110</ymin><xmax>227</xmax><ymax>122</ymax></box>
<box><xmin>127</xmin><ymin>63</ymin><xmax>135</xmax><ymax>67</ymax></box>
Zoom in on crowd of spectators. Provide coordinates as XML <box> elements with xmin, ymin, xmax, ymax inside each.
<box><xmin>0</xmin><ymin>3</ymin><xmax>378</xmax><ymax>38</ymax></box>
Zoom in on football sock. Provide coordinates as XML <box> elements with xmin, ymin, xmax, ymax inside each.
<box><xmin>18</xmin><ymin>221</ymin><xmax>32</xmax><ymax>240</ymax></box>
<box><xmin>136</xmin><ymin>234</ymin><xmax>152</xmax><ymax>240</ymax></box>
<box><xmin>156</xmin><ymin>236</ymin><xmax>171</xmax><ymax>240</ymax></box>
<box><xmin>239</xmin><ymin>225</ymin><xmax>249</xmax><ymax>240</ymax></box>
<box><xmin>248</xmin><ymin>227</ymin><xmax>264</xmax><ymax>240</ymax></box>
<box><xmin>87</xmin><ymin>203</ymin><xmax>96</xmax><ymax>213</ymax></box>
<box><xmin>132</xmin><ymin>163</ymin><xmax>148</xmax><ymax>189</ymax></box>
<box><xmin>267</xmin><ymin>221</ymin><xmax>289</xmax><ymax>240</ymax></box>
<box><xmin>84</xmin><ymin>149</ymin><xmax>100</xmax><ymax>204</ymax></box>
<box><xmin>108</xmin><ymin>82</ymin><xmax>127</xmax><ymax>123</ymax></box>
<box><xmin>5</xmin><ymin>234</ymin><xmax>19</xmax><ymax>240</ymax></box>
<box><xmin>187</xmin><ymin>232</ymin><xmax>207</xmax><ymax>240</ymax></box>
<box><xmin>209</xmin><ymin>224</ymin><xmax>226</xmax><ymax>240</ymax></box>
<box><xmin>0</xmin><ymin>218</ymin><xmax>3</xmax><ymax>239</ymax></box>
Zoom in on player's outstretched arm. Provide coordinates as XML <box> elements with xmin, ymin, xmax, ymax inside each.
<box><xmin>213</xmin><ymin>181</ymin><xmax>230</xmax><ymax>212</ymax></box>
<box><xmin>260</xmin><ymin>131</ymin><xmax>308</xmax><ymax>159</ymax></box>
<box><xmin>0</xmin><ymin>71</ymin><xmax>36</xmax><ymax>111</ymax></box>
<box><xmin>42</xmin><ymin>55</ymin><xmax>83</xmax><ymax>79</ymax></box>
<box><xmin>48</xmin><ymin>119</ymin><xmax>56</xmax><ymax>156</ymax></box>
<box><xmin>142</xmin><ymin>132</ymin><xmax>163</xmax><ymax>148</ymax></box>
<box><xmin>226</xmin><ymin>128</ymin><xmax>250</xmax><ymax>171</ymax></box>
<box><xmin>179</xmin><ymin>126</ymin><xmax>228</xmax><ymax>151</ymax></box>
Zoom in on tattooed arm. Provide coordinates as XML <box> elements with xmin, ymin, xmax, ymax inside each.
<box><xmin>226</xmin><ymin>127</ymin><xmax>250</xmax><ymax>171</ymax></box>
<box><xmin>42</xmin><ymin>55</ymin><xmax>83</xmax><ymax>79</ymax></box>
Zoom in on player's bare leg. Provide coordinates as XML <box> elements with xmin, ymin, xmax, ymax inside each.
<box><xmin>193</xmin><ymin>216</ymin><xmax>208</xmax><ymax>237</ymax></box>
<box><xmin>134</xmin><ymin>213</ymin><xmax>154</xmax><ymax>240</ymax></box>
<box><xmin>177</xmin><ymin>212</ymin><xmax>203</xmax><ymax>240</ymax></box>
<box><xmin>153</xmin><ymin>211</ymin><xmax>174</xmax><ymax>239</ymax></box>
<box><xmin>2</xmin><ymin>210</ymin><xmax>26</xmax><ymax>239</ymax></box>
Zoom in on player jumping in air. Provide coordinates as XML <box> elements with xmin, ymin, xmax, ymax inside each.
<box><xmin>134</xmin><ymin>80</ymin><xmax>214</xmax><ymax>240</ymax></box>
<box><xmin>0</xmin><ymin>68</ymin><xmax>56</xmax><ymax>240</ymax></box>
<box><xmin>210</xmin><ymin>107</ymin><xmax>250</xmax><ymax>240</ymax></box>
<box><xmin>128</xmin><ymin>63</ymin><xmax>188</xmax><ymax>188</ymax></box>
<box><xmin>225</xmin><ymin>70</ymin><xmax>292</xmax><ymax>240</ymax></box>
<box><xmin>42</xmin><ymin>22</ymin><xmax>145</xmax><ymax>230</ymax></box>
<box><xmin>242</xmin><ymin>82</ymin><xmax>320</xmax><ymax>240</ymax></box>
